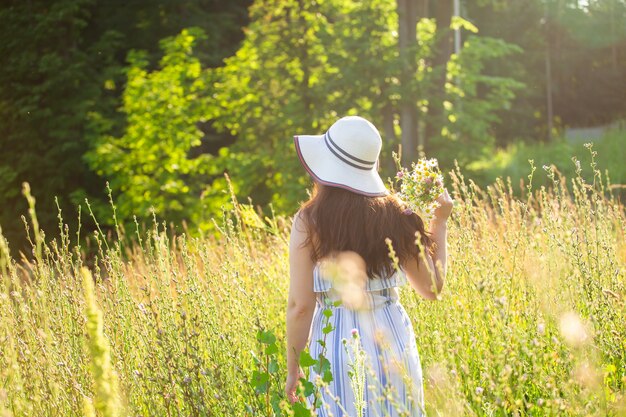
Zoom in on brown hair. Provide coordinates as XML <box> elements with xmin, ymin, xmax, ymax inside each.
<box><xmin>300</xmin><ymin>183</ymin><xmax>432</xmax><ymax>278</ymax></box>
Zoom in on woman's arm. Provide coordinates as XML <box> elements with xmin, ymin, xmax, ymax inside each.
<box><xmin>285</xmin><ymin>212</ymin><xmax>316</xmax><ymax>401</ymax></box>
<box><xmin>403</xmin><ymin>189</ymin><xmax>453</xmax><ymax>300</ymax></box>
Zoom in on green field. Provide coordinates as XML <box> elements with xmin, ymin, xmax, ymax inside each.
<box><xmin>1</xmin><ymin>159</ymin><xmax>625</xmax><ymax>416</ymax></box>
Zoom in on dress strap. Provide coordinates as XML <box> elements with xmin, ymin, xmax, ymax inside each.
<box><xmin>313</xmin><ymin>264</ymin><xmax>332</xmax><ymax>292</ymax></box>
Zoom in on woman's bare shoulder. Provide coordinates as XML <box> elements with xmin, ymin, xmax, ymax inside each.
<box><xmin>292</xmin><ymin>209</ymin><xmax>314</xmax><ymax>238</ymax></box>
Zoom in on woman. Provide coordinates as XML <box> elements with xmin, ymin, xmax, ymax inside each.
<box><xmin>285</xmin><ymin>116</ymin><xmax>453</xmax><ymax>416</ymax></box>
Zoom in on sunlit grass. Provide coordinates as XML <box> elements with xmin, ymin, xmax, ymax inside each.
<box><xmin>0</xmin><ymin>148</ymin><xmax>624</xmax><ymax>416</ymax></box>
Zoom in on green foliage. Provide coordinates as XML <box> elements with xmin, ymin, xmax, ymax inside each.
<box><xmin>467</xmin><ymin>0</ymin><xmax>626</xmax><ymax>139</ymax></box>
<box><xmin>210</xmin><ymin>0</ymin><xmax>347</xmax><ymax>212</ymax></box>
<box><xmin>0</xmin><ymin>0</ymin><xmax>116</xmax><ymax>249</ymax></box>
<box><xmin>86</xmin><ymin>0</ymin><xmax>252</xmax><ymax>69</ymax></box>
<box><xmin>86</xmin><ymin>28</ymin><xmax>224</xmax><ymax>229</ymax></box>
<box><xmin>466</xmin><ymin>130</ymin><xmax>626</xmax><ymax>191</ymax></box>
<box><xmin>79</xmin><ymin>0</ymin><xmax>525</xmax><ymax>234</ymax></box>
<box><xmin>0</xmin><ymin>0</ymin><xmax>534</xmax><ymax>245</ymax></box>
<box><xmin>211</xmin><ymin>0</ymin><xmax>470</xmax><ymax>214</ymax></box>
<box><xmin>548</xmin><ymin>0</ymin><xmax>626</xmax><ymax>126</ymax></box>
<box><xmin>251</xmin><ymin>329</ymin><xmax>283</xmax><ymax>415</ymax></box>
<box><xmin>437</xmin><ymin>33</ymin><xmax>525</xmax><ymax>167</ymax></box>
<box><xmin>211</xmin><ymin>1</ymin><xmax>523</xmax><ymax>218</ymax></box>
<box><xmin>0</xmin><ymin>0</ymin><xmax>253</xmax><ymax>250</ymax></box>
<box><xmin>2</xmin><ymin>0</ymin><xmax>626</xmax><ymax>256</ymax></box>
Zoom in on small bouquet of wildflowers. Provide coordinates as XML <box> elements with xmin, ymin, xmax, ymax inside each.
<box><xmin>393</xmin><ymin>152</ymin><xmax>444</xmax><ymax>222</ymax></box>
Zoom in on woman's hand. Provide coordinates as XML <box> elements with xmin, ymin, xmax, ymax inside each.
<box><xmin>433</xmin><ymin>188</ymin><xmax>454</xmax><ymax>222</ymax></box>
<box><xmin>285</xmin><ymin>369</ymin><xmax>305</xmax><ymax>404</ymax></box>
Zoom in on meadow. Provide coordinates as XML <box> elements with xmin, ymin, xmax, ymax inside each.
<box><xmin>0</xmin><ymin>150</ymin><xmax>625</xmax><ymax>417</ymax></box>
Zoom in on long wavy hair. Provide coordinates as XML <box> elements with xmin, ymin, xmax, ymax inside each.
<box><xmin>300</xmin><ymin>183</ymin><xmax>432</xmax><ymax>278</ymax></box>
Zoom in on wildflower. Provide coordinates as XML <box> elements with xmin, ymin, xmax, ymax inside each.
<box><xmin>393</xmin><ymin>154</ymin><xmax>444</xmax><ymax>223</ymax></box>
<box><xmin>475</xmin><ymin>386</ymin><xmax>484</xmax><ymax>395</ymax></box>
<box><xmin>402</xmin><ymin>208</ymin><xmax>413</xmax><ymax>215</ymax></box>
<box><xmin>351</xmin><ymin>329</ymin><xmax>359</xmax><ymax>338</ymax></box>
<box><xmin>537</xmin><ymin>322</ymin><xmax>545</xmax><ymax>335</ymax></box>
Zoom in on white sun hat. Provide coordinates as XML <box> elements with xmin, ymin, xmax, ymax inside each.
<box><xmin>294</xmin><ymin>116</ymin><xmax>389</xmax><ymax>196</ymax></box>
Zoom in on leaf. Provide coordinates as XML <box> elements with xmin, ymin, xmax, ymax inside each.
<box><xmin>322</xmin><ymin>323</ymin><xmax>334</xmax><ymax>335</ymax></box>
<box><xmin>271</xmin><ymin>392</ymin><xmax>282</xmax><ymax>415</ymax></box>
<box><xmin>257</xmin><ymin>330</ymin><xmax>276</xmax><ymax>345</ymax></box>
<box><xmin>323</xmin><ymin>369</ymin><xmax>333</xmax><ymax>383</ymax></box>
<box><xmin>292</xmin><ymin>402</ymin><xmax>312</xmax><ymax>417</ymax></box>
<box><xmin>451</xmin><ymin>16</ymin><xmax>479</xmax><ymax>33</ymax></box>
<box><xmin>268</xmin><ymin>358</ymin><xmax>279</xmax><ymax>373</ymax></box>
<box><xmin>299</xmin><ymin>351</ymin><xmax>317</xmax><ymax>367</ymax></box>
<box><xmin>318</xmin><ymin>355</ymin><xmax>331</xmax><ymax>374</ymax></box>
<box><xmin>301</xmin><ymin>379</ymin><xmax>315</xmax><ymax>397</ymax></box>
<box><xmin>265</xmin><ymin>343</ymin><xmax>278</xmax><ymax>355</ymax></box>
<box><xmin>251</xmin><ymin>370</ymin><xmax>269</xmax><ymax>394</ymax></box>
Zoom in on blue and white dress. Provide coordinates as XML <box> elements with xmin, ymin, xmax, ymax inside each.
<box><xmin>307</xmin><ymin>263</ymin><xmax>426</xmax><ymax>417</ymax></box>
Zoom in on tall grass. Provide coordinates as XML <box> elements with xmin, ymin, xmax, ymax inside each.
<box><xmin>0</xmin><ymin>150</ymin><xmax>624</xmax><ymax>416</ymax></box>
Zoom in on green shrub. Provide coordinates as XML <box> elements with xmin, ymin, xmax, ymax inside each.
<box><xmin>466</xmin><ymin>130</ymin><xmax>626</xmax><ymax>193</ymax></box>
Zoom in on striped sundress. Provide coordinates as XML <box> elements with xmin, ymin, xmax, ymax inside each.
<box><xmin>307</xmin><ymin>263</ymin><xmax>426</xmax><ymax>417</ymax></box>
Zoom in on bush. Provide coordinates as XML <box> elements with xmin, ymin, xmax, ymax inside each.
<box><xmin>465</xmin><ymin>130</ymin><xmax>626</xmax><ymax>194</ymax></box>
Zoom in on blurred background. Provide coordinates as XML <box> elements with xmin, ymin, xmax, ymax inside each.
<box><xmin>1</xmin><ymin>0</ymin><xmax>625</xmax><ymax>250</ymax></box>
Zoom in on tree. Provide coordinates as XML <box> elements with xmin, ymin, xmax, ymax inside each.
<box><xmin>0</xmin><ymin>0</ymin><xmax>115</xmax><ymax>249</ymax></box>
<box><xmin>86</xmin><ymin>28</ymin><xmax>219</xmax><ymax>229</ymax></box>
<box><xmin>0</xmin><ymin>0</ymin><xmax>527</xmax><ymax>242</ymax></box>
<box><xmin>210</xmin><ymin>0</ymin><xmax>523</xmax><ymax>214</ymax></box>
<box><xmin>0</xmin><ymin>0</ymin><xmax>252</xmax><ymax>249</ymax></box>
<box><xmin>549</xmin><ymin>0</ymin><xmax>626</xmax><ymax>127</ymax></box>
<box><xmin>211</xmin><ymin>0</ymin><xmax>403</xmax><ymax>212</ymax></box>
<box><xmin>467</xmin><ymin>0</ymin><xmax>626</xmax><ymax>141</ymax></box>
<box><xmin>440</xmin><ymin>32</ymin><xmax>525</xmax><ymax>166</ymax></box>
<box><xmin>424</xmin><ymin>0</ymin><xmax>455</xmax><ymax>149</ymax></box>
<box><xmin>396</xmin><ymin>0</ymin><xmax>421</xmax><ymax>163</ymax></box>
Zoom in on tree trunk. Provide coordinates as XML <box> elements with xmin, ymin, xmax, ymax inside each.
<box><xmin>545</xmin><ymin>2</ymin><xmax>554</xmax><ymax>140</ymax></box>
<box><xmin>396</xmin><ymin>0</ymin><xmax>420</xmax><ymax>165</ymax></box>
<box><xmin>424</xmin><ymin>0</ymin><xmax>454</xmax><ymax>148</ymax></box>
<box><xmin>610</xmin><ymin>0</ymin><xmax>618</xmax><ymax>71</ymax></box>
<box><xmin>382</xmin><ymin>102</ymin><xmax>398</xmax><ymax>173</ymax></box>
<box><xmin>418</xmin><ymin>0</ymin><xmax>428</xmax><ymax>18</ymax></box>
